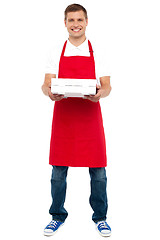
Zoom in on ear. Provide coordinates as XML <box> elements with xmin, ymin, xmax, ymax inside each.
<box><xmin>64</xmin><ymin>19</ymin><xmax>67</xmax><ymax>27</ymax></box>
<box><xmin>86</xmin><ymin>18</ymin><xmax>88</xmax><ymax>26</ymax></box>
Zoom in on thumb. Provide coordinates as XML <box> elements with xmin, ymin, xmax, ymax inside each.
<box><xmin>96</xmin><ymin>84</ymin><xmax>101</xmax><ymax>88</ymax></box>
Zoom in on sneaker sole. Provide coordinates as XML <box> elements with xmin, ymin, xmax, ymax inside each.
<box><xmin>44</xmin><ymin>223</ymin><xmax>64</xmax><ymax>236</ymax></box>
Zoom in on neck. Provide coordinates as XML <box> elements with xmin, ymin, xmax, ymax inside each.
<box><xmin>68</xmin><ymin>35</ymin><xmax>86</xmax><ymax>47</ymax></box>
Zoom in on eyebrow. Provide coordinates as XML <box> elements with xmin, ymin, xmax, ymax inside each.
<box><xmin>68</xmin><ymin>18</ymin><xmax>84</xmax><ymax>21</ymax></box>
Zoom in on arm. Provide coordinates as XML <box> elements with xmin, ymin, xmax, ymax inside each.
<box><xmin>41</xmin><ymin>73</ymin><xmax>64</xmax><ymax>101</ymax></box>
<box><xmin>41</xmin><ymin>73</ymin><xmax>55</xmax><ymax>96</ymax></box>
<box><xmin>99</xmin><ymin>76</ymin><xmax>112</xmax><ymax>98</ymax></box>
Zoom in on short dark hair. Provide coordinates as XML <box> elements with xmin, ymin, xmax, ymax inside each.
<box><xmin>64</xmin><ymin>3</ymin><xmax>88</xmax><ymax>20</ymax></box>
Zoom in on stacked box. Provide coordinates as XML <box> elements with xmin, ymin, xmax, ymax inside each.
<box><xmin>51</xmin><ymin>78</ymin><xmax>97</xmax><ymax>98</ymax></box>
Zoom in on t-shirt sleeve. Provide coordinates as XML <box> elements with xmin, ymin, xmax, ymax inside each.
<box><xmin>95</xmin><ymin>48</ymin><xmax>111</xmax><ymax>79</ymax></box>
<box><xmin>45</xmin><ymin>47</ymin><xmax>57</xmax><ymax>75</ymax></box>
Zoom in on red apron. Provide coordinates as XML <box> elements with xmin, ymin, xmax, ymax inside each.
<box><xmin>49</xmin><ymin>40</ymin><xmax>107</xmax><ymax>167</ymax></box>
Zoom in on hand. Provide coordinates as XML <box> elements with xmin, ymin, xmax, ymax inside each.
<box><xmin>48</xmin><ymin>87</ymin><xmax>64</xmax><ymax>101</ymax></box>
<box><xmin>42</xmin><ymin>84</ymin><xmax>64</xmax><ymax>101</ymax></box>
<box><xmin>84</xmin><ymin>84</ymin><xmax>101</xmax><ymax>102</ymax></box>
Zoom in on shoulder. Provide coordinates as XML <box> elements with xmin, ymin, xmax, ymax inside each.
<box><xmin>88</xmin><ymin>39</ymin><xmax>109</xmax><ymax>66</ymax></box>
<box><xmin>46</xmin><ymin>38</ymin><xmax>67</xmax><ymax>61</ymax></box>
<box><xmin>88</xmin><ymin>38</ymin><xmax>111</xmax><ymax>76</ymax></box>
<box><xmin>88</xmin><ymin>39</ymin><xmax>109</xmax><ymax>64</ymax></box>
<box><xmin>89</xmin><ymin>39</ymin><xmax>106</xmax><ymax>54</ymax></box>
<box><xmin>89</xmin><ymin>38</ymin><xmax>111</xmax><ymax>62</ymax></box>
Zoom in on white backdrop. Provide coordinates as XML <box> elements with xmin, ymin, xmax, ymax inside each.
<box><xmin>0</xmin><ymin>0</ymin><xmax>160</xmax><ymax>239</ymax></box>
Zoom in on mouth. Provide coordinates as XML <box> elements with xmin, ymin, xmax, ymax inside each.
<box><xmin>71</xmin><ymin>28</ymin><xmax>82</xmax><ymax>33</ymax></box>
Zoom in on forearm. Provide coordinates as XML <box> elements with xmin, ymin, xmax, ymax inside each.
<box><xmin>100</xmin><ymin>84</ymin><xmax>112</xmax><ymax>98</ymax></box>
<box><xmin>41</xmin><ymin>83</ymin><xmax>50</xmax><ymax>96</ymax></box>
<box><xmin>100</xmin><ymin>76</ymin><xmax>112</xmax><ymax>98</ymax></box>
<box><xmin>41</xmin><ymin>73</ymin><xmax>56</xmax><ymax>96</ymax></box>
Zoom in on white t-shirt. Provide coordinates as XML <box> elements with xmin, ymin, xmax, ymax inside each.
<box><xmin>45</xmin><ymin>37</ymin><xmax>111</xmax><ymax>85</ymax></box>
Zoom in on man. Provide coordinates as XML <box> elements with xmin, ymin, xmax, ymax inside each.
<box><xmin>42</xmin><ymin>3</ymin><xmax>112</xmax><ymax>237</ymax></box>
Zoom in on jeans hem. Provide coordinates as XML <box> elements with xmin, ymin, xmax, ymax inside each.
<box><xmin>94</xmin><ymin>218</ymin><xmax>106</xmax><ymax>224</ymax></box>
<box><xmin>52</xmin><ymin>218</ymin><xmax>65</xmax><ymax>223</ymax></box>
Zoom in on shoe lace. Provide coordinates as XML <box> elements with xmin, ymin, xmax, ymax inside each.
<box><xmin>98</xmin><ymin>221</ymin><xmax>109</xmax><ymax>229</ymax></box>
<box><xmin>48</xmin><ymin>220</ymin><xmax>58</xmax><ymax>228</ymax></box>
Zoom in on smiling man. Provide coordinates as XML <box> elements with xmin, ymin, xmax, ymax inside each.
<box><xmin>42</xmin><ymin>3</ymin><xmax>112</xmax><ymax>237</ymax></box>
<box><xmin>66</xmin><ymin>10</ymin><xmax>87</xmax><ymax>42</ymax></box>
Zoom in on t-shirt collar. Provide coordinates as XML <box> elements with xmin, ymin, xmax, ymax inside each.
<box><xmin>67</xmin><ymin>38</ymin><xmax>88</xmax><ymax>51</ymax></box>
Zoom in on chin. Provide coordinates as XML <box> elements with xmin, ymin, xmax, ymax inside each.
<box><xmin>70</xmin><ymin>33</ymin><xmax>84</xmax><ymax>38</ymax></box>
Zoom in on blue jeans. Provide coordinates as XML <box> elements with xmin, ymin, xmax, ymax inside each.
<box><xmin>49</xmin><ymin>166</ymin><xmax>108</xmax><ymax>223</ymax></box>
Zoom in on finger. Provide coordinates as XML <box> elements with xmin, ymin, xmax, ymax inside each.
<box><xmin>94</xmin><ymin>92</ymin><xmax>101</xmax><ymax>98</ymax></box>
<box><xmin>51</xmin><ymin>95</ymin><xmax>57</xmax><ymax>101</ymax></box>
<box><xmin>84</xmin><ymin>95</ymin><xmax>89</xmax><ymax>99</ymax></box>
<box><xmin>49</xmin><ymin>96</ymin><xmax>55</xmax><ymax>101</ymax></box>
<box><xmin>55</xmin><ymin>95</ymin><xmax>64</xmax><ymax>101</ymax></box>
<box><xmin>49</xmin><ymin>92</ymin><xmax>59</xmax><ymax>101</ymax></box>
<box><xmin>52</xmin><ymin>94</ymin><xmax>59</xmax><ymax>97</ymax></box>
<box><xmin>48</xmin><ymin>92</ymin><xmax>53</xmax><ymax>99</ymax></box>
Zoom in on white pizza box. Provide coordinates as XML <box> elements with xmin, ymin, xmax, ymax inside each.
<box><xmin>51</xmin><ymin>86</ymin><xmax>95</xmax><ymax>94</ymax></box>
<box><xmin>51</xmin><ymin>78</ymin><xmax>97</xmax><ymax>97</ymax></box>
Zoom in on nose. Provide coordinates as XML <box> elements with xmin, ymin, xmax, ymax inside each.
<box><xmin>73</xmin><ymin>20</ymin><xmax>79</xmax><ymax>27</ymax></box>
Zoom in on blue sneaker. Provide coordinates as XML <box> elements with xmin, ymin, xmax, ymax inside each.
<box><xmin>96</xmin><ymin>220</ymin><xmax>111</xmax><ymax>237</ymax></box>
<box><xmin>44</xmin><ymin>220</ymin><xmax>64</xmax><ymax>236</ymax></box>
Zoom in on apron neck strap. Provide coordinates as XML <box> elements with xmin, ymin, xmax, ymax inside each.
<box><xmin>61</xmin><ymin>40</ymin><xmax>67</xmax><ymax>57</ymax></box>
<box><xmin>88</xmin><ymin>40</ymin><xmax>94</xmax><ymax>57</ymax></box>
<box><xmin>60</xmin><ymin>39</ymin><xmax>94</xmax><ymax>57</ymax></box>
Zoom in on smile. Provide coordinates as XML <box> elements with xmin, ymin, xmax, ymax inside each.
<box><xmin>71</xmin><ymin>29</ymin><xmax>81</xmax><ymax>32</ymax></box>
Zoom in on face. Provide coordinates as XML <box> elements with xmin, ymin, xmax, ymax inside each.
<box><xmin>64</xmin><ymin>10</ymin><xmax>88</xmax><ymax>39</ymax></box>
